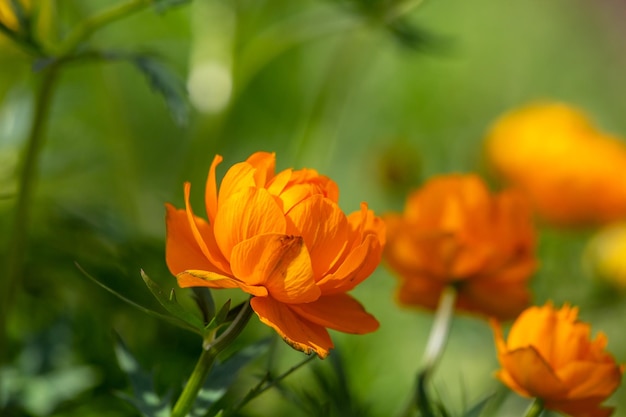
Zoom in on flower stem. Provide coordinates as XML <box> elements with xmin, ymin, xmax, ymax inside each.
<box><xmin>170</xmin><ymin>299</ymin><xmax>254</xmax><ymax>417</ymax></box>
<box><xmin>0</xmin><ymin>61</ymin><xmax>60</xmax><ymax>363</ymax></box>
<box><xmin>523</xmin><ymin>399</ymin><xmax>544</xmax><ymax>417</ymax></box>
<box><xmin>402</xmin><ymin>285</ymin><xmax>457</xmax><ymax>417</ymax></box>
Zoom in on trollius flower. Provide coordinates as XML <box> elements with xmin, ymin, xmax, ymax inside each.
<box><xmin>492</xmin><ymin>303</ymin><xmax>624</xmax><ymax>417</ymax></box>
<box><xmin>485</xmin><ymin>102</ymin><xmax>626</xmax><ymax>226</ymax></box>
<box><xmin>165</xmin><ymin>152</ymin><xmax>385</xmax><ymax>358</ymax></box>
<box><xmin>384</xmin><ymin>174</ymin><xmax>535</xmax><ymax>320</ymax></box>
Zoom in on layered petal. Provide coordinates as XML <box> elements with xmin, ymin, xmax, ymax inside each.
<box><xmin>289</xmin><ymin>293</ymin><xmax>379</xmax><ymax>334</ymax></box>
<box><xmin>251</xmin><ymin>296</ymin><xmax>333</xmax><ymax>358</ymax></box>
<box><xmin>230</xmin><ymin>234</ymin><xmax>319</xmax><ymax>303</ymax></box>
<box><xmin>214</xmin><ymin>187</ymin><xmax>286</xmax><ymax>259</ymax></box>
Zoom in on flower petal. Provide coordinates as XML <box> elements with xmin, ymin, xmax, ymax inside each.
<box><xmin>289</xmin><ymin>294</ymin><xmax>379</xmax><ymax>334</ymax></box>
<box><xmin>498</xmin><ymin>346</ymin><xmax>569</xmax><ymax>399</ymax></box>
<box><xmin>246</xmin><ymin>151</ymin><xmax>276</xmax><ymax>186</ymax></box>
<box><xmin>250</xmin><ymin>296</ymin><xmax>332</xmax><ymax>358</ymax></box>
<box><xmin>317</xmin><ymin>234</ymin><xmax>383</xmax><ymax>294</ymax></box>
<box><xmin>214</xmin><ymin>187</ymin><xmax>287</xmax><ymax>259</ymax></box>
<box><xmin>286</xmin><ymin>195</ymin><xmax>348</xmax><ymax>278</ymax></box>
<box><xmin>165</xmin><ymin>203</ymin><xmax>218</xmax><ymax>276</ymax></box>
<box><xmin>557</xmin><ymin>361</ymin><xmax>623</xmax><ymax>399</ymax></box>
<box><xmin>182</xmin><ymin>183</ymin><xmax>231</xmax><ymax>273</ymax></box>
<box><xmin>230</xmin><ymin>234</ymin><xmax>320</xmax><ymax>303</ymax></box>
<box><xmin>205</xmin><ymin>154</ymin><xmax>222</xmax><ymax>223</ymax></box>
<box><xmin>177</xmin><ymin>270</ymin><xmax>268</xmax><ymax>297</ymax></box>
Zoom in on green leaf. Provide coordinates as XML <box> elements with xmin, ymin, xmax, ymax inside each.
<box><xmin>76</xmin><ymin>263</ymin><xmax>201</xmax><ymax>334</ymax></box>
<box><xmin>114</xmin><ymin>332</ymin><xmax>171</xmax><ymax>417</ymax></box>
<box><xmin>202</xmin><ymin>299</ymin><xmax>232</xmax><ymax>349</ymax></box>
<box><xmin>140</xmin><ymin>269</ymin><xmax>206</xmax><ymax>333</ymax></box>
<box><xmin>192</xmin><ymin>339</ymin><xmax>270</xmax><ymax>417</ymax></box>
<box><xmin>130</xmin><ymin>54</ymin><xmax>190</xmax><ymax>126</ymax></box>
<box><xmin>192</xmin><ymin>287</ymin><xmax>216</xmax><ymax>325</ymax></box>
<box><xmin>461</xmin><ymin>395</ymin><xmax>494</xmax><ymax>417</ymax></box>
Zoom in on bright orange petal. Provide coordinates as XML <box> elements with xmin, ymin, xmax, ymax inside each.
<box><xmin>250</xmin><ymin>296</ymin><xmax>332</xmax><ymax>358</ymax></box>
<box><xmin>230</xmin><ymin>234</ymin><xmax>320</xmax><ymax>303</ymax></box>
<box><xmin>217</xmin><ymin>161</ymin><xmax>256</xmax><ymax>207</ymax></box>
<box><xmin>177</xmin><ymin>270</ymin><xmax>268</xmax><ymax>297</ymax></box>
<box><xmin>246</xmin><ymin>151</ymin><xmax>276</xmax><ymax>186</ymax></box>
<box><xmin>183</xmin><ymin>183</ymin><xmax>231</xmax><ymax>274</ymax></box>
<box><xmin>557</xmin><ymin>361</ymin><xmax>622</xmax><ymax>399</ymax></box>
<box><xmin>205</xmin><ymin>154</ymin><xmax>223</xmax><ymax>223</ymax></box>
<box><xmin>317</xmin><ymin>234</ymin><xmax>383</xmax><ymax>294</ymax></box>
<box><xmin>289</xmin><ymin>294</ymin><xmax>379</xmax><ymax>334</ymax></box>
<box><xmin>165</xmin><ymin>204</ymin><xmax>218</xmax><ymax>276</ymax></box>
<box><xmin>286</xmin><ymin>195</ymin><xmax>349</xmax><ymax>278</ymax></box>
<box><xmin>213</xmin><ymin>188</ymin><xmax>287</xmax><ymax>259</ymax></box>
<box><xmin>499</xmin><ymin>346</ymin><xmax>569</xmax><ymax>399</ymax></box>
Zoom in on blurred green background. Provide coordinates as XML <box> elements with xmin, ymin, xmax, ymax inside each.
<box><xmin>1</xmin><ymin>0</ymin><xmax>626</xmax><ymax>415</ymax></box>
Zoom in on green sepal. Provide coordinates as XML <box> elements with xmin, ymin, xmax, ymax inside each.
<box><xmin>202</xmin><ymin>299</ymin><xmax>232</xmax><ymax>349</ymax></box>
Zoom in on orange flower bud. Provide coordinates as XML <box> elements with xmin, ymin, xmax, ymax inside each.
<box><xmin>491</xmin><ymin>303</ymin><xmax>624</xmax><ymax>417</ymax></box>
<box><xmin>384</xmin><ymin>174</ymin><xmax>535</xmax><ymax>320</ymax></box>
<box><xmin>485</xmin><ymin>102</ymin><xmax>626</xmax><ymax>226</ymax></box>
<box><xmin>165</xmin><ymin>152</ymin><xmax>385</xmax><ymax>358</ymax></box>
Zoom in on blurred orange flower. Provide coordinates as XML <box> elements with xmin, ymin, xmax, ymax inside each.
<box><xmin>165</xmin><ymin>152</ymin><xmax>385</xmax><ymax>358</ymax></box>
<box><xmin>485</xmin><ymin>102</ymin><xmax>626</xmax><ymax>226</ymax></box>
<box><xmin>492</xmin><ymin>303</ymin><xmax>624</xmax><ymax>417</ymax></box>
<box><xmin>383</xmin><ymin>174</ymin><xmax>535</xmax><ymax>320</ymax></box>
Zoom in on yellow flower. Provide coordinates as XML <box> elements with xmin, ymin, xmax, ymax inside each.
<box><xmin>383</xmin><ymin>174</ymin><xmax>536</xmax><ymax>320</ymax></box>
<box><xmin>165</xmin><ymin>152</ymin><xmax>385</xmax><ymax>358</ymax></box>
<box><xmin>585</xmin><ymin>222</ymin><xmax>626</xmax><ymax>290</ymax></box>
<box><xmin>492</xmin><ymin>303</ymin><xmax>624</xmax><ymax>417</ymax></box>
<box><xmin>0</xmin><ymin>0</ymin><xmax>29</xmax><ymax>32</ymax></box>
<box><xmin>485</xmin><ymin>102</ymin><xmax>626</xmax><ymax>226</ymax></box>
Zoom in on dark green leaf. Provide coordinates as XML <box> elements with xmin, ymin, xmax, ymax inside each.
<box><xmin>114</xmin><ymin>332</ymin><xmax>171</xmax><ymax>417</ymax></box>
<box><xmin>461</xmin><ymin>394</ymin><xmax>494</xmax><ymax>417</ymax></box>
<box><xmin>130</xmin><ymin>54</ymin><xmax>190</xmax><ymax>126</ymax></box>
<box><xmin>192</xmin><ymin>287</ymin><xmax>216</xmax><ymax>325</ymax></box>
<box><xmin>140</xmin><ymin>269</ymin><xmax>205</xmax><ymax>333</ymax></box>
<box><xmin>191</xmin><ymin>339</ymin><xmax>271</xmax><ymax>417</ymax></box>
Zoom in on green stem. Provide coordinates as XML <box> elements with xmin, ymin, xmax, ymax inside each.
<box><xmin>402</xmin><ymin>286</ymin><xmax>457</xmax><ymax>417</ymax></box>
<box><xmin>523</xmin><ymin>399</ymin><xmax>544</xmax><ymax>417</ymax></box>
<box><xmin>1</xmin><ymin>62</ymin><xmax>60</xmax><ymax>363</ymax></box>
<box><xmin>55</xmin><ymin>0</ymin><xmax>152</xmax><ymax>56</ymax></box>
<box><xmin>171</xmin><ymin>299</ymin><xmax>254</xmax><ymax>417</ymax></box>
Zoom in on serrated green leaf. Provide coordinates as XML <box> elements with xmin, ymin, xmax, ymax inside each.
<box><xmin>114</xmin><ymin>332</ymin><xmax>171</xmax><ymax>417</ymax></box>
<box><xmin>130</xmin><ymin>54</ymin><xmax>189</xmax><ymax>126</ymax></box>
<box><xmin>76</xmin><ymin>263</ymin><xmax>201</xmax><ymax>334</ymax></box>
<box><xmin>140</xmin><ymin>270</ymin><xmax>205</xmax><ymax>333</ymax></box>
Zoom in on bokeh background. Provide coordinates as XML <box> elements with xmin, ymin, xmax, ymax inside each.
<box><xmin>1</xmin><ymin>0</ymin><xmax>626</xmax><ymax>416</ymax></box>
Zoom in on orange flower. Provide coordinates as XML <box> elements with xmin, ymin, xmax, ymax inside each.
<box><xmin>485</xmin><ymin>102</ymin><xmax>626</xmax><ymax>226</ymax></box>
<box><xmin>492</xmin><ymin>303</ymin><xmax>624</xmax><ymax>417</ymax></box>
<box><xmin>165</xmin><ymin>152</ymin><xmax>385</xmax><ymax>358</ymax></box>
<box><xmin>383</xmin><ymin>174</ymin><xmax>535</xmax><ymax>320</ymax></box>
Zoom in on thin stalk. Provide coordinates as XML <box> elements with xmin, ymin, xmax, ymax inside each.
<box><xmin>224</xmin><ymin>354</ymin><xmax>317</xmax><ymax>416</ymax></box>
<box><xmin>523</xmin><ymin>399</ymin><xmax>544</xmax><ymax>417</ymax></box>
<box><xmin>1</xmin><ymin>62</ymin><xmax>60</xmax><ymax>362</ymax></box>
<box><xmin>171</xmin><ymin>300</ymin><xmax>254</xmax><ymax>417</ymax></box>
<box><xmin>55</xmin><ymin>0</ymin><xmax>152</xmax><ymax>56</ymax></box>
<box><xmin>401</xmin><ymin>286</ymin><xmax>457</xmax><ymax>417</ymax></box>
